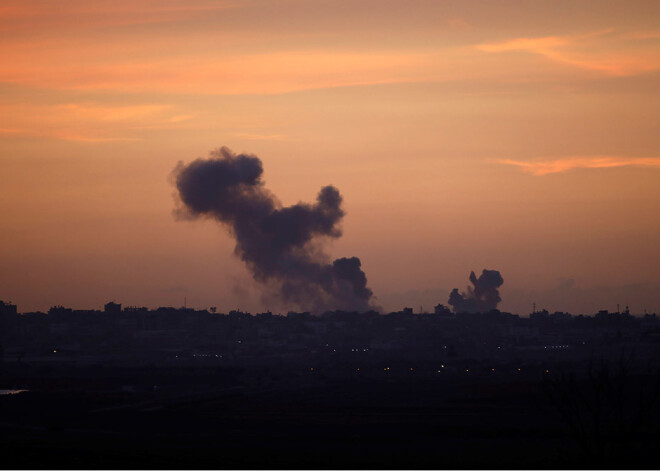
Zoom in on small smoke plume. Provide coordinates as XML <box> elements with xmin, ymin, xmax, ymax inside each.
<box><xmin>173</xmin><ymin>147</ymin><xmax>374</xmax><ymax>312</ymax></box>
<box><xmin>448</xmin><ymin>269</ymin><xmax>504</xmax><ymax>313</ymax></box>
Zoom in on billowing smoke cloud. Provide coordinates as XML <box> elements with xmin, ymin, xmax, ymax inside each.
<box><xmin>173</xmin><ymin>147</ymin><xmax>374</xmax><ymax>312</ymax></box>
<box><xmin>448</xmin><ymin>269</ymin><xmax>504</xmax><ymax>313</ymax></box>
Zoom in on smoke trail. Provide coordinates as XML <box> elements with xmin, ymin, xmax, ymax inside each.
<box><xmin>173</xmin><ymin>147</ymin><xmax>374</xmax><ymax>312</ymax></box>
<box><xmin>448</xmin><ymin>269</ymin><xmax>504</xmax><ymax>313</ymax></box>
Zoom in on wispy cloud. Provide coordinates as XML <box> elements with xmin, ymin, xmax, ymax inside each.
<box><xmin>477</xmin><ymin>30</ymin><xmax>660</xmax><ymax>76</ymax></box>
<box><xmin>56</xmin><ymin>103</ymin><xmax>173</xmax><ymax>121</ymax></box>
<box><xmin>0</xmin><ymin>102</ymin><xmax>190</xmax><ymax>143</ymax></box>
<box><xmin>2</xmin><ymin>5</ymin><xmax>659</xmax><ymax>97</ymax></box>
<box><xmin>52</xmin><ymin>133</ymin><xmax>142</xmax><ymax>143</ymax></box>
<box><xmin>0</xmin><ymin>49</ymin><xmax>446</xmax><ymax>95</ymax></box>
<box><xmin>498</xmin><ymin>156</ymin><xmax>660</xmax><ymax>175</ymax></box>
<box><xmin>0</xmin><ymin>0</ymin><xmax>242</xmax><ymax>32</ymax></box>
<box><xmin>0</xmin><ymin>126</ymin><xmax>141</xmax><ymax>142</ymax></box>
<box><xmin>231</xmin><ymin>132</ymin><xmax>292</xmax><ymax>142</ymax></box>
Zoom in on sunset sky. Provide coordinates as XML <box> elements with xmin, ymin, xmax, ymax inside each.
<box><xmin>1</xmin><ymin>0</ymin><xmax>659</xmax><ymax>315</ymax></box>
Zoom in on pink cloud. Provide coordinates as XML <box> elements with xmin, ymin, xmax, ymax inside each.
<box><xmin>498</xmin><ymin>156</ymin><xmax>660</xmax><ymax>175</ymax></box>
<box><xmin>477</xmin><ymin>30</ymin><xmax>660</xmax><ymax>76</ymax></box>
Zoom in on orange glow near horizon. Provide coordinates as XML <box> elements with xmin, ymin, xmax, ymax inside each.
<box><xmin>1</xmin><ymin>0</ymin><xmax>659</xmax><ymax>315</ymax></box>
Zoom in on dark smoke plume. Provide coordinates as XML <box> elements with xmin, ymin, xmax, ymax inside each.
<box><xmin>448</xmin><ymin>269</ymin><xmax>503</xmax><ymax>313</ymax></box>
<box><xmin>173</xmin><ymin>147</ymin><xmax>374</xmax><ymax>312</ymax></box>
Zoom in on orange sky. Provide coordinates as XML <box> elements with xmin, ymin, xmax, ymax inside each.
<box><xmin>1</xmin><ymin>0</ymin><xmax>659</xmax><ymax>314</ymax></box>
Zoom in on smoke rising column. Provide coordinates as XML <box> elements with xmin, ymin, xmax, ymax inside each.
<box><xmin>173</xmin><ymin>147</ymin><xmax>374</xmax><ymax>312</ymax></box>
<box><xmin>448</xmin><ymin>269</ymin><xmax>504</xmax><ymax>313</ymax></box>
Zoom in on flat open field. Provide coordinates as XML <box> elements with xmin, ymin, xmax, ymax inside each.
<box><xmin>1</xmin><ymin>364</ymin><xmax>659</xmax><ymax>469</ymax></box>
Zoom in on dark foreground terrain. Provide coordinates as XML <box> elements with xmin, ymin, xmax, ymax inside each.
<box><xmin>1</xmin><ymin>363</ymin><xmax>659</xmax><ymax>469</ymax></box>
